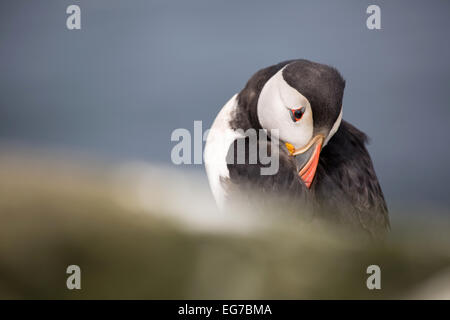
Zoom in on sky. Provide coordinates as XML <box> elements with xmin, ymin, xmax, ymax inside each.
<box><xmin>1</xmin><ymin>0</ymin><xmax>449</xmax><ymax>211</ymax></box>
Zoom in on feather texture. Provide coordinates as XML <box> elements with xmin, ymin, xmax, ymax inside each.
<box><xmin>313</xmin><ymin>120</ymin><xmax>390</xmax><ymax>237</ymax></box>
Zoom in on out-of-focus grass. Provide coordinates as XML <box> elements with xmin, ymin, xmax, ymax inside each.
<box><xmin>0</xmin><ymin>149</ymin><xmax>449</xmax><ymax>299</ymax></box>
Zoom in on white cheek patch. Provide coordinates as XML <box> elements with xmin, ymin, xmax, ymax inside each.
<box><xmin>257</xmin><ymin>74</ymin><xmax>286</xmax><ymax>140</ymax></box>
<box><xmin>257</xmin><ymin>67</ymin><xmax>314</xmax><ymax>149</ymax></box>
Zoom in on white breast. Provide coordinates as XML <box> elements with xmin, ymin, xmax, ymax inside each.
<box><xmin>204</xmin><ymin>94</ymin><xmax>243</xmax><ymax>210</ymax></box>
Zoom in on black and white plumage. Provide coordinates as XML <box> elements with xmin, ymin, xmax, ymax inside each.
<box><xmin>204</xmin><ymin>59</ymin><xmax>389</xmax><ymax>237</ymax></box>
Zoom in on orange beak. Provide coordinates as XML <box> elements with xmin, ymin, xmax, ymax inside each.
<box><xmin>285</xmin><ymin>135</ymin><xmax>324</xmax><ymax>189</ymax></box>
<box><xmin>298</xmin><ymin>140</ymin><xmax>322</xmax><ymax>188</ymax></box>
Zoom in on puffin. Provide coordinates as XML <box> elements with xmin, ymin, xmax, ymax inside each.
<box><xmin>204</xmin><ymin>59</ymin><xmax>389</xmax><ymax>237</ymax></box>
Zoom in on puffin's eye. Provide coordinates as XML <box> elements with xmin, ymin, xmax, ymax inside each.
<box><xmin>290</xmin><ymin>107</ymin><xmax>305</xmax><ymax>122</ymax></box>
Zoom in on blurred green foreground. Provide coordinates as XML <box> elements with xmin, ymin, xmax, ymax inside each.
<box><xmin>0</xmin><ymin>149</ymin><xmax>449</xmax><ymax>299</ymax></box>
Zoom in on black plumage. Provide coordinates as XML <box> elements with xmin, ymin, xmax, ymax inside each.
<box><xmin>225</xmin><ymin>135</ymin><xmax>309</xmax><ymax>207</ymax></box>
<box><xmin>224</xmin><ymin>59</ymin><xmax>389</xmax><ymax>238</ymax></box>
<box><xmin>313</xmin><ymin>120</ymin><xmax>389</xmax><ymax>238</ymax></box>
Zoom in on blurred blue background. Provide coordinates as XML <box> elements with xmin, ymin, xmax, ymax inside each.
<box><xmin>1</xmin><ymin>0</ymin><xmax>449</xmax><ymax>211</ymax></box>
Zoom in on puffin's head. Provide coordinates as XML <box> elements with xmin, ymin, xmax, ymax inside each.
<box><xmin>257</xmin><ymin>60</ymin><xmax>345</xmax><ymax>188</ymax></box>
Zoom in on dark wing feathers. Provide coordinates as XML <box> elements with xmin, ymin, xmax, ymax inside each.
<box><xmin>313</xmin><ymin>120</ymin><xmax>390</xmax><ymax>237</ymax></box>
<box><xmin>225</xmin><ymin>136</ymin><xmax>311</xmax><ymax>213</ymax></box>
<box><xmin>225</xmin><ymin>117</ymin><xmax>389</xmax><ymax>237</ymax></box>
